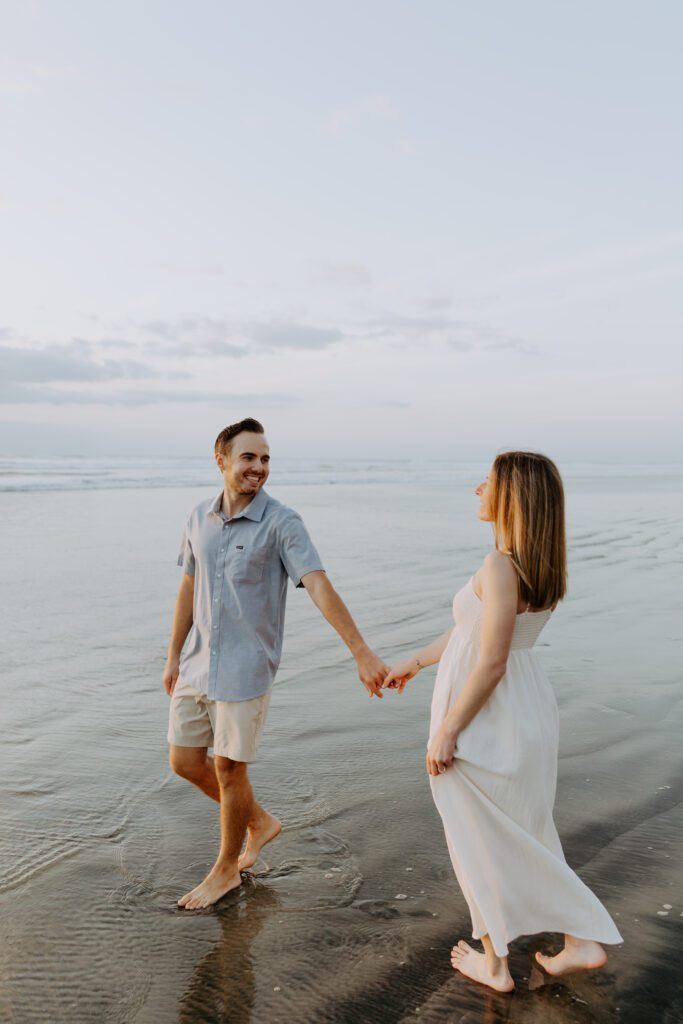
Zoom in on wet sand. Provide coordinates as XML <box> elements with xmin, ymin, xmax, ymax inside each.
<box><xmin>1</xmin><ymin>465</ymin><xmax>682</xmax><ymax>1023</ymax></box>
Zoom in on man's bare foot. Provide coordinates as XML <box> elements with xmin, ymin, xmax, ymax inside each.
<box><xmin>238</xmin><ymin>812</ymin><xmax>282</xmax><ymax>871</ymax></box>
<box><xmin>450</xmin><ymin>940</ymin><xmax>515</xmax><ymax>993</ymax></box>
<box><xmin>535</xmin><ymin>938</ymin><xmax>607</xmax><ymax>976</ymax></box>
<box><xmin>177</xmin><ymin>865</ymin><xmax>242</xmax><ymax>910</ymax></box>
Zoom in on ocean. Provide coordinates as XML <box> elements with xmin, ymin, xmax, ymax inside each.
<box><xmin>1</xmin><ymin>457</ymin><xmax>681</xmax><ymax>1023</ymax></box>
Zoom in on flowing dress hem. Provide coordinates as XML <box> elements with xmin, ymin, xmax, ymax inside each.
<box><xmin>472</xmin><ymin>924</ymin><xmax>624</xmax><ymax>959</ymax></box>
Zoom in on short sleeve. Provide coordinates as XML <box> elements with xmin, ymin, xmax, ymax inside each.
<box><xmin>278</xmin><ymin>511</ymin><xmax>324</xmax><ymax>588</ymax></box>
<box><xmin>177</xmin><ymin>526</ymin><xmax>195</xmax><ymax>577</ymax></box>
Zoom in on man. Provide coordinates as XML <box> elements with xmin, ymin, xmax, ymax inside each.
<box><xmin>163</xmin><ymin>418</ymin><xmax>388</xmax><ymax>910</ymax></box>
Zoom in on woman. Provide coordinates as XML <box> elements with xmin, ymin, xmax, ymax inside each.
<box><xmin>383</xmin><ymin>451</ymin><xmax>622</xmax><ymax>993</ymax></box>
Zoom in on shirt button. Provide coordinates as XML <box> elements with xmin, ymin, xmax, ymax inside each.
<box><xmin>220</xmin><ymin>549</ymin><xmax>224</xmax><ymax>553</ymax></box>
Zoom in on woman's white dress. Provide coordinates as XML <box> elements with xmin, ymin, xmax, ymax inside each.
<box><xmin>429</xmin><ymin>577</ymin><xmax>623</xmax><ymax>957</ymax></box>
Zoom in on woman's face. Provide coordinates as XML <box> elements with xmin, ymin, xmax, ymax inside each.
<box><xmin>475</xmin><ymin>471</ymin><xmax>494</xmax><ymax>522</ymax></box>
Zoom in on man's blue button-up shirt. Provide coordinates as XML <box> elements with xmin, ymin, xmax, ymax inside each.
<box><xmin>177</xmin><ymin>488</ymin><xmax>324</xmax><ymax>701</ymax></box>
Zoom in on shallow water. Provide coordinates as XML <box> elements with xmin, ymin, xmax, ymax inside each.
<box><xmin>1</xmin><ymin>462</ymin><xmax>682</xmax><ymax>1023</ymax></box>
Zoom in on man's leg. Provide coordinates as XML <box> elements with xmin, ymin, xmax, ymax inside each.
<box><xmin>177</xmin><ymin>756</ymin><xmax>252</xmax><ymax>909</ymax></box>
<box><xmin>213</xmin><ymin>688</ymin><xmax>281</xmax><ymax>872</ymax></box>
<box><xmin>238</xmin><ymin>803</ymin><xmax>282</xmax><ymax>871</ymax></box>
<box><xmin>169</xmin><ymin>745</ymin><xmax>279</xmax><ymax>870</ymax></box>
<box><xmin>169</xmin><ymin>745</ymin><xmax>220</xmax><ymax>801</ymax></box>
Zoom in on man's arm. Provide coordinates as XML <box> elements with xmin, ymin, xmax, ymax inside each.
<box><xmin>162</xmin><ymin>574</ymin><xmax>195</xmax><ymax>696</ymax></box>
<box><xmin>301</xmin><ymin>570</ymin><xmax>387</xmax><ymax>698</ymax></box>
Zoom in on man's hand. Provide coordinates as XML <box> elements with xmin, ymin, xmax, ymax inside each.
<box><xmin>162</xmin><ymin>656</ymin><xmax>180</xmax><ymax>696</ymax></box>
<box><xmin>355</xmin><ymin>646</ymin><xmax>388</xmax><ymax>698</ymax></box>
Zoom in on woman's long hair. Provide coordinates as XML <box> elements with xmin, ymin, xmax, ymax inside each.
<box><xmin>489</xmin><ymin>451</ymin><xmax>567</xmax><ymax>610</ymax></box>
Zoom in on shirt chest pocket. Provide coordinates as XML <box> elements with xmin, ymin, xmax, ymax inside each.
<box><xmin>230</xmin><ymin>545</ymin><xmax>266</xmax><ymax>583</ymax></box>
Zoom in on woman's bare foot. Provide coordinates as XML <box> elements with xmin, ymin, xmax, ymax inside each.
<box><xmin>535</xmin><ymin>937</ymin><xmax>607</xmax><ymax>976</ymax></box>
<box><xmin>238</xmin><ymin>812</ymin><xmax>282</xmax><ymax>871</ymax></box>
<box><xmin>177</xmin><ymin>864</ymin><xmax>242</xmax><ymax>910</ymax></box>
<box><xmin>450</xmin><ymin>940</ymin><xmax>515</xmax><ymax>993</ymax></box>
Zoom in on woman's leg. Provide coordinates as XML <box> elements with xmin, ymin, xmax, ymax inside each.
<box><xmin>535</xmin><ymin>934</ymin><xmax>607</xmax><ymax>976</ymax></box>
<box><xmin>450</xmin><ymin>934</ymin><xmax>515</xmax><ymax>992</ymax></box>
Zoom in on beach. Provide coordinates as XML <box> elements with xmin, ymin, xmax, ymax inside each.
<box><xmin>1</xmin><ymin>458</ymin><xmax>681</xmax><ymax>1024</ymax></box>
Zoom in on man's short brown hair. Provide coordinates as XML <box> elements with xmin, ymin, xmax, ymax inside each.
<box><xmin>214</xmin><ymin>418</ymin><xmax>265</xmax><ymax>456</ymax></box>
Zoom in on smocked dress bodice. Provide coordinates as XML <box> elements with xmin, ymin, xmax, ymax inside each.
<box><xmin>451</xmin><ymin>576</ymin><xmax>552</xmax><ymax>650</ymax></box>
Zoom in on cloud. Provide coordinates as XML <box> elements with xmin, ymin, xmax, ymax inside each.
<box><xmin>354</xmin><ymin>309</ymin><xmax>477</xmax><ymax>343</ymax></box>
<box><xmin>0</xmin><ymin>342</ymin><xmax>157</xmax><ymax>385</ymax></box>
<box><xmin>399</xmin><ymin>139</ymin><xmax>417</xmax><ymax>157</ymax></box>
<box><xmin>352</xmin><ymin>307</ymin><xmax>538</xmax><ymax>355</ymax></box>
<box><xmin>505</xmin><ymin>233</ymin><xmax>683</xmax><ymax>286</ymax></box>
<box><xmin>483</xmin><ymin>339</ymin><xmax>540</xmax><ymax>355</ymax></box>
<box><xmin>0</xmin><ymin>313</ymin><xmax>350</xmax><ymax>408</ymax></box>
<box><xmin>144</xmin><ymin>335</ymin><xmax>250</xmax><ymax>359</ymax></box>
<box><xmin>0</xmin><ymin>62</ymin><xmax>79</xmax><ymax>96</ymax></box>
<box><xmin>312</xmin><ymin>263</ymin><xmax>373</xmax><ymax>289</ymax></box>
<box><xmin>0</xmin><ymin>303</ymin><xmax>538</xmax><ymax>410</ymax></box>
<box><xmin>139</xmin><ymin>319</ymin><xmax>184</xmax><ymax>340</ymax></box>
<box><xmin>96</xmin><ymin>337</ymin><xmax>142</xmax><ymax>350</ymax></box>
<box><xmin>245</xmin><ymin>321</ymin><xmax>343</xmax><ymax>350</ymax></box>
<box><xmin>413</xmin><ymin>293</ymin><xmax>452</xmax><ymax>310</ymax></box>
<box><xmin>361</xmin><ymin>311</ymin><xmax>461</xmax><ymax>333</ymax></box>
<box><xmin>158</xmin><ymin>261</ymin><xmax>227</xmax><ymax>277</ymax></box>
<box><xmin>135</xmin><ymin>316</ymin><xmax>345</xmax><ymax>354</ymax></box>
<box><xmin>326</xmin><ymin>93</ymin><xmax>397</xmax><ymax>135</ymax></box>
<box><xmin>0</xmin><ymin>382</ymin><xmax>292</xmax><ymax>407</ymax></box>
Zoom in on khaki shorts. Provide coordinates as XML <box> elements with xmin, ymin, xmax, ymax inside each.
<box><xmin>167</xmin><ymin>676</ymin><xmax>272</xmax><ymax>763</ymax></box>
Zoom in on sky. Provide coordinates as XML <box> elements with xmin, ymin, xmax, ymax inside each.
<box><xmin>1</xmin><ymin>0</ymin><xmax>681</xmax><ymax>460</ymax></box>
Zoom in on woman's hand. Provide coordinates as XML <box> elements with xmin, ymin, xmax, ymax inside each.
<box><xmin>426</xmin><ymin>726</ymin><xmax>458</xmax><ymax>776</ymax></box>
<box><xmin>382</xmin><ymin>657</ymin><xmax>422</xmax><ymax>693</ymax></box>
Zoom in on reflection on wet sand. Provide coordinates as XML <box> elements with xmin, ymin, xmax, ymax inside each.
<box><xmin>321</xmin><ymin>928</ymin><xmax>625</xmax><ymax>1024</ymax></box>
<box><xmin>177</xmin><ymin>880</ymin><xmax>281</xmax><ymax>1024</ymax></box>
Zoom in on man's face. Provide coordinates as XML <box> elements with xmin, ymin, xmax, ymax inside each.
<box><xmin>216</xmin><ymin>432</ymin><xmax>270</xmax><ymax>495</ymax></box>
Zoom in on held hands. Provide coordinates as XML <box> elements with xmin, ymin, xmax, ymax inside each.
<box><xmin>382</xmin><ymin>657</ymin><xmax>421</xmax><ymax>693</ymax></box>
<box><xmin>162</xmin><ymin>656</ymin><xmax>180</xmax><ymax>696</ymax></box>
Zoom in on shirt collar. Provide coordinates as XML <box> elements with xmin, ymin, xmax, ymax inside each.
<box><xmin>209</xmin><ymin>487</ymin><xmax>269</xmax><ymax>523</ymax></box>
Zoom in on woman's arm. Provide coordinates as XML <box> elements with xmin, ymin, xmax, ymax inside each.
<box><xmin>383</xmin><ymin>627</ymin><xmax>454</xmax><ymax>692</ymax></box>
<box><xmin>427</xmin><ymin>552</ymin><xmax>518</xmax><ymax>775</ymax></box>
